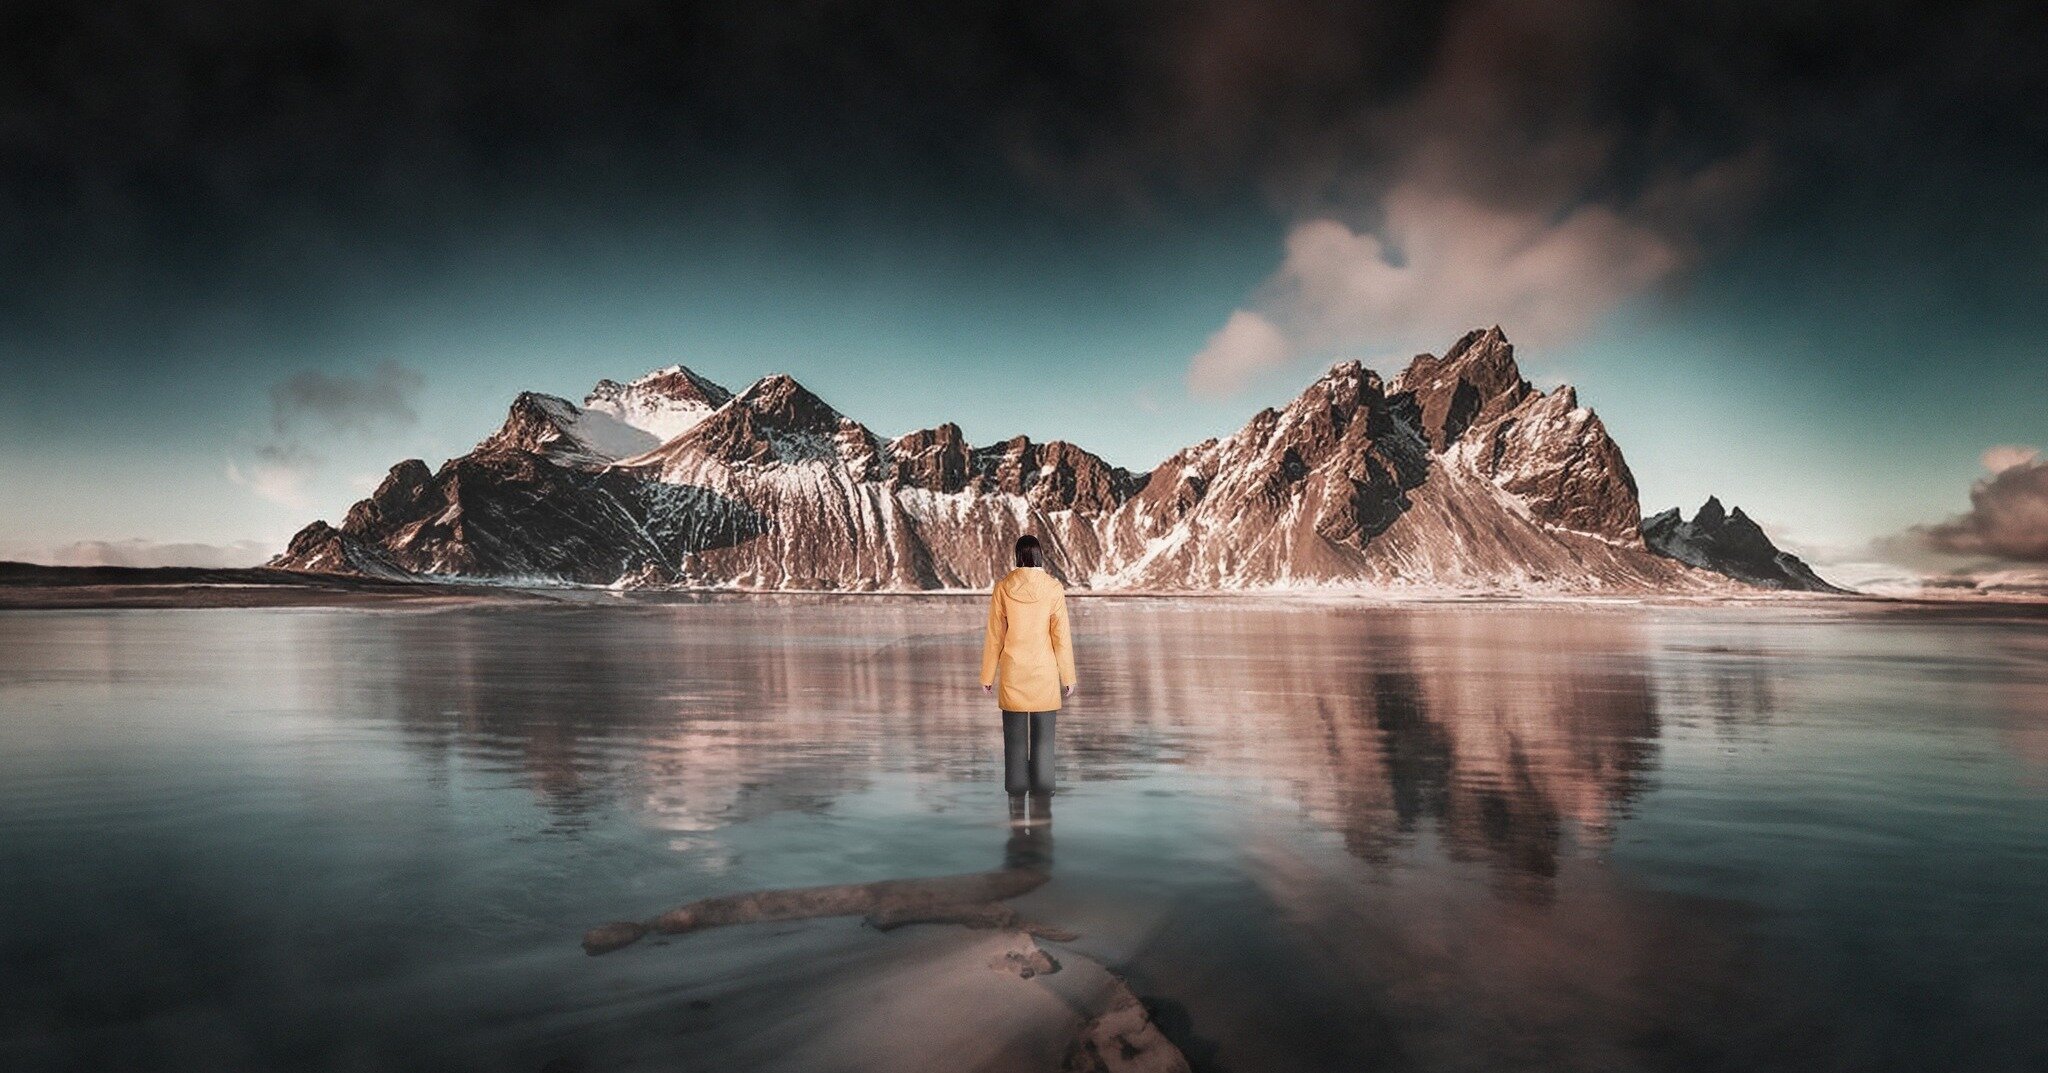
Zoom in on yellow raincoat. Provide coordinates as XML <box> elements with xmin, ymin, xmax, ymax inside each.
<box><xmin>979</xmin><ymin>567</ymin><xmax>1076</xmax><ymax>712</ymax></box>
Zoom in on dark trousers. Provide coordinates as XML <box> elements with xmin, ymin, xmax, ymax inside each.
<box><xmin>1002</xmin><ymin>710</ymin><xmax>1057</xmax><ymax>794</ymax></box>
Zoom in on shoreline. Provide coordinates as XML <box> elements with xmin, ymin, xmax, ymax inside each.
<box><xmin>5</xmin><ymin>561</ymin><xmax>2043</xmax><ymax>612</ymax></box>
<box><xmin>0</xmin><ymin>562</ymin><xmax>563</xmax><ymax>610</ymax></box>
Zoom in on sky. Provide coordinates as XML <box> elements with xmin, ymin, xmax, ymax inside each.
<box><xmin>1</xmin><ymin>0</ymin><xmax>2043</xmax><ymax>578</ymax></box>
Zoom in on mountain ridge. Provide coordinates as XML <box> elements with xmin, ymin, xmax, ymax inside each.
<box><xmin>1644</xmin><ymin>497</ymin><xmax>1849</xmax><ymax>593</ymax></box>
<box><xmin>273</xmin><ymin>328</ymin><xmax>1843</xmax><ymax>594</ymax></box>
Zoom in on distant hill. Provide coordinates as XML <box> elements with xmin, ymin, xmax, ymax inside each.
<box><xmin>0</xmin><ymin>561</ymin><xmax>548</xmax><ymax>608</ymax></box>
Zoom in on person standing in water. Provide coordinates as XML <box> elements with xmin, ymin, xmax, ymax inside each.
<box><xmin>979</xmin><ymin>535</ymin><xmax>1075</xmax><ymax>817</ymax></box>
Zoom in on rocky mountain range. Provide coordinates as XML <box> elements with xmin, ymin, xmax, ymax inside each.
<box><xmin>273</xmin><ymin>327</ymin><xmax>1843</xmax><ymax>594</ymax></box>
<box><xmin>1644</xmin><ymin>498</ymin><xmax>1848</xmax><ymax>593</ymax></box>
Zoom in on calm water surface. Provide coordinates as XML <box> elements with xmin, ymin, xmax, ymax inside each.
<box><xmin>1</xmin><ymin>599</ymin><xmax>2043</xmax><ymax>1072</ymax></box>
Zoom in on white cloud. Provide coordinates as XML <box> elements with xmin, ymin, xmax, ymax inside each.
<box><xmin>1181</xmin><ymin>155</ymin><xmax>1772</xmax><ymax>398</ymax></box>
<box><xmin>2</xmin><ymin>539</ymin><xmax>273</xmax><ymax>568</ymax></box>
<box><xmin>226</xmin><ymin>457</ymin><xmax>315</xmax><ymax>509</ymax></box>
<box><xmin>1982</xmin><ymin>444</ymin><xmax>2040</xmax><ymax>475</ymax></box>
<box><xmin>1282</xmin><ymin>186</ymin><xmax>1679</xmax><ymax>353</ymax></box>
<box><xmin>44</xmin><ymin>539</ymin><xmax>273</xmax><ymax>569</ymax></box>
<box><xmin>1187</xmin><ymin>309</ymin><xmax>1293</xmax><ymax>398</ymax></box>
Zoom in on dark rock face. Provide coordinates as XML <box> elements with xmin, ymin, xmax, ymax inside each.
<box><xmin>294</xmin><ymin>448</ymin><xmax>764</xmax><ymax>585</ymax></box>
<box><xmin>1643</xmin><ymin>498</ymin><xmax>1848</xmax><ymax>593</ymax></box>
<box><xmin>888</xmin><ymin>424</ymin><xmax>974</xmax><ymax>492</ymax></box>
<box><xmin>1389</xmin><ymin>326</ymin><xmax>1643</xmax><ymax>544</ymax></box>
<box><xmin>341</xmin><ymin>459</ymin><xmax>435</xmax><ymax>534</ymax></box>
<box><xmin>865</xmin><ymin>424</ymin><xmax>1148</xmax><ymax>509</ymax></box>
<box><xmin>1395</xmin><ymin>326</ymin><xmax>1534</xmax><ymax>451</ymax></box>
<box><xmin>273</xmin><ymin>327</ymin><xmax>1784</xmax><ymax>592</ymax></box>
<box><xmin>274</xmin><ymin>521</ymin><xmax>360</xmax><ymax>576</ymax></box>
<box><xmin>1100</xmin><ymin>361</ymin><xmax>1438</xmax><ymax>586</ymax></box>
<box><xmin>478</xmin><ymin>393</ymin><xmax>579</xmax><ymax>457</ymax></box>
<box><xmin>970</xmin><ymin>437</ymin><xmax>1147</xmax><ymax>514</ymax></box>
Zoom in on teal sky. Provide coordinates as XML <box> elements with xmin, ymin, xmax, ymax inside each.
<box><xmin>1</xmin><ymin>1</ymin><xmax>2043</xmax><ymax>571</ymax></box>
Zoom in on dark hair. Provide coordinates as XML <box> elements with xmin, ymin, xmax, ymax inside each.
<box><xmin>1014</xmin><ymin>534</ymin><xmax>1042</xmax><ymax>568</ymax></box>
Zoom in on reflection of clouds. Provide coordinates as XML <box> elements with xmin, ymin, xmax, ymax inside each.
<box><xmin>1994</xmin><ymin>628</ymin><xmax>2048</xmax><ymax>784</ymax></box>
<box><xmin>2000</xmin><ymin>702</ymin><xmax>2047</xmax><ymax>785</ymax></box>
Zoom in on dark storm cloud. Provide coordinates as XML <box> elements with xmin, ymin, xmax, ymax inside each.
<box><xmin>1087</xmin><ymin>0</ymin><xmax>2040</xmax><ymax>209</ymax></box>
<box><xmin>268</xmin><ymin>361</ymin><xmax>423</xmax><ymax>436</ymax></box>
<box><xmin>226</xmin><ymin>361</ymin><xmax>421</xmax><ymax>507</ymax></box>
<box><xmin>1147</xmin><ymin>0</ymin><xmax>2048</xmax><ymax>390</ymax></box>
<box><xmin>1917</xmin><ymin>449</ymin><xmax>2048</xmax><ymax>563</ymax></box>
<box><xmin>2</xmin><ymin>0</ymin><xmax>2043</xmax><ymax>350</ymax></box>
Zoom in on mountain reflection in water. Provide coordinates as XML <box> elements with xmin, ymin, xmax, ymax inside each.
<box><xmin>347</xmin><ymin>603</ymin><xmax>1672</xmax><ymax>891</ymax></box>
<box><xmin>1</xmin><ymin>600</ymin><xmax>2042</xmax><ymax>1072</ymax></box>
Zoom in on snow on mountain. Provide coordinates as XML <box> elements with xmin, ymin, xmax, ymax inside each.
<box><xmin>583</xmin><ymin>365</ymin><xmax>733</xmax><ymax>445</ymax></box>
<box><xmin>1643</xmin><ymin>498</ymin><xmax>1848</xmax><ymax>593</ymax></box>
<box><xmin>476</xmin><ymin>392</ymin><xmax>656</xmax><ymax>467</ymax></box>
<box><xmin>272</xmin><ymin>328</ymin><xmax>1831</xmax><ymax>594</ymax></box>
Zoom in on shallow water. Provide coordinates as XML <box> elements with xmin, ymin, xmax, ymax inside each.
<box><xmin>1</xmin><ymin>599</ymin><xmax>2044</xmax><ymax>1072</ymax></box>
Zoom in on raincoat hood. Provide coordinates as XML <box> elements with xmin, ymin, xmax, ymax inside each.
<box><xmin>997</xmin><ymin>567</ymin><xmax>1058</xmax><ymax>602</ymax></box>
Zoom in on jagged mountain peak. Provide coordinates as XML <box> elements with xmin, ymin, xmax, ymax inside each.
<box><xmin>736</xmin><ymin>372</ymin><xmax>849</xmax><ymax>430</ymax></box>
<box><xmin>1315</xmin><ymin>357</ymin><xmax>1372</xmax><ymax>383</ymax></box>
<box><xmin>889</xmin><ymin>421</ymin><xmax>966</xmax><ymax>448</ymax></box>
<box><xmin>476</xmin><ymin>391</ymin><xmax>660</xmax><ymax>467</ymax></box>
<box><xmin>740</xmin><ymin>371</ymin><xmax>818</xmax><ymax>400</ymax></box>
<box><xmin>1643</xmin><ymin>497</ymin><xmax>1846</xmax><ymax>593</ymax></box>
<box><xmin>1394</xmin><ymin>325</ymin><xmax>1519</xmax><ymax>387</ymax></box>
<box><xmin>579</xmin><ymin>364</ymin><xmax>732</xmax><ymax>449</ymax></box>
<box><xmin>1390</xmin><ymin>326</ymin><xmax>1535</xmax><ymax>452</ymax></box>
<box><xmin>1444</xmin><ymin>323</ymin><xmax>1511</xmax><ymax>362</ymax></box>
<box><xmin>881</xmin><ymin>424</ymin><xmax>1142</xmax><ymax>508</ymax></box>
<box><xmin>1288</xmin><ymin>360</ymin><xmax>1386</xmax><ymax>413</ymax></box>
<box><xmin>371</xmin><ymin>458</ymin><xmax>433</xmax><ymax>500</ymax></box>
<box><xmin>967</xmin><ymin>435</ymin><xmax>1145</xmax><ymax>514</ymax></box>
<box><xmin>886</xmin><ymin>423</ymin><xmax>974</xmax><ymax>491</ymax></box>
<box><xmin>340</xmin><ymin>458</ymin><xmax>438</xmax><ymax>537</ymax></box>
<box><xmin>479</xmin><ymin>392</ymin><xmax>582</xmax><ymax>451</ymax></box>
<box><xmin>1675</xmin><ymin>498</ymin><xmax>1766</xmax><ymax>548</ymax></box>
<box><xmin>587</xmin><ymin>364</ymin><xmax>732</xmax><ymax>409</ymax></box>
<box><xmin>625</xmin><ymin>370</ymin><xmax>883</xmax><ymax>473</ymax></box>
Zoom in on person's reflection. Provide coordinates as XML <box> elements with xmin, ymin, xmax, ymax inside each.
<box><xmin>1004</xmin><ymin>792</ymin><xmax>1054</xmax><ymax>872</ymax></box>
